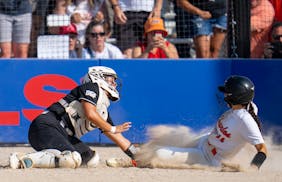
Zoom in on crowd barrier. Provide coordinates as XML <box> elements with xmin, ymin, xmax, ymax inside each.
<box><xmin>0</xmin><ymin>59</ymin><xmax>281</xmax><ymax>144</ymax></box>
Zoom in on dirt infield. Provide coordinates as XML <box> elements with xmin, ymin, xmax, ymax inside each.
<box><xmin>0</xmin><ymin>145</ymin><xmax>282</xmax><ymax>182</ymax></box>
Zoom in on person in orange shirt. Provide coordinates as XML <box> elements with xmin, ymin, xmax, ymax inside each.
<box><xmin>269</xmin><ymin>0</ymin><xmax>282</xmax><ymax>22</ymax></box>
<box><xmin>251</xmin><ymin>0</ymin><xmax>275</xmax><ymax>58</ymax></box>
<box><xmin>132</xmin><ymin>17</ymin><xmax>179</xmax><ymax>59</ymax></box>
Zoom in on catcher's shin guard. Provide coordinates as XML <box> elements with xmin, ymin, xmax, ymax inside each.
<box><xmin>10</xmin><ymin>151</ymin><xmax>57</xmax><ymax>169</ymax></box>
<box><xmin>9</xmin><ymin>150</ymin><xmax>82</xmax><ymax>169</ymax></box>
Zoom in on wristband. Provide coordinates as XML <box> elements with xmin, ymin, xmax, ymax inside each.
<box><xmin>251</xmin><ymin>152</ymin><xmax>266</xmax><ymax>169</ymax></box>
<box><xmin>110</xmin><ymin>126</ymin><xmax>116</xmax><ymax>134</ymax></box>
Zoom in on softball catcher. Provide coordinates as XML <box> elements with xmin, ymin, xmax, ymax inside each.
<box><xmin>10</xmin><ymin>66</ymin><xmax>138</xmax><ymax>169</ymax></box>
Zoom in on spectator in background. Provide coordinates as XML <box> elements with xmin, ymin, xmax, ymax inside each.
<box><xmin>48</xmin><ymin>0</ymin><xmax>69</xmax><ymax>35</ymax></box>
<box><xmin>29</xmin><ymin>0</ymin><xmax>60</xmax><ymax>57</ymax></box>
<box><xmin>67</xmin><ymin>0</ymin><xmax>110</xmax><ymax>44</ymax></box>
<box><xmin>173</xmin><ymin>0</ymin><xmax>195</xmax><ymax>58</ymax></box>
<box><xmin>176</xmin><ymin>0</ymin><xmax>227</xmax><ymax>58</ymax></box>
<box><xmin>264</xmin><ymin>22</ymin><xmax>282</xmax><ymax>58</ymax></box>
<box><xmin>251</xmin><ymin>0</ymin><xmax>274</xmax><ymax>58</ymax></box>
<box><xmin>132</xmin><ymin>17</ymin><xmax>179</xmax><ymax>59</ymax></box>
<box><xmin>109</xmin><ymin>0</ymin><xmax>163</xmax><ymax>58</ymax></box>
<box><xmin>0</xmin><ymin>0</ymin><xmax>32</xmax><ymax>58</ymax></box>
<box><xmin>82</xmin><ymin>20</ymin><xmax>124</xmax><ymax>59</ymax></box>
<box><xmin>59</xmin><ymin>23</ymin><xmax>83</xmax><ymax>58</ymax></box>
<box><xmin>269</xmin><ymin>0</ymin><xmax>282</xmax><ymax>22</ymax></box>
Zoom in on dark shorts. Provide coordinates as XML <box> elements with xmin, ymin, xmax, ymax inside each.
<box><xmin>113</xmin><ymin>11</ymin><xmax>149</xmax><ymax>51</ymax></box>
<box><xmin>28</xmin><ymin>111</ymin><xmax>93</xmax><ymax>164</ymax></box>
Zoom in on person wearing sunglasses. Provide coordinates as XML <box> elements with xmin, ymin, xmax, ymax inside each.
<box><xmin>82</xmin><ymin>20</ymin><xmax>124</xmax><ymax>59</ymax></box>
<box><xmin>132</xmin><ymin>17</ymin><xmax>179</xmax><ymax>59</ymax></box>
<box><xmin>264</xmin><ymin>22</ymin><xmax>282</xmax><ymax>58</ymax></box>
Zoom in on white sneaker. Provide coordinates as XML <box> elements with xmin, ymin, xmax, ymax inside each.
<box><xmin>106</xmin><ymin>158</ymin><xmax>133</xmax><ymax>168</ymax></box>
<box><xmin>9</xmin><ymin>153</ymin><xmax>21</xmax><ymax>169</ymax></box>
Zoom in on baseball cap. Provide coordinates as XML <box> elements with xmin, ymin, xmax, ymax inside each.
<box><xmin>59</xmin><ymin>23</ymin><xmax>78</xmax><ymax>35</ymax></box>
<box><xmin>144</xmin><ymin>17</ymin><xmax>168</xmax><ymax>36</ymax></box>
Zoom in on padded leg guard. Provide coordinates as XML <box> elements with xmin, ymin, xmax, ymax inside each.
<box><xmin>10</xmin><ymin>150</ymin><xmax>82</xmax><ymax>169</ymax></box>
<box><xmin>9</xmin><ymin>151</ymin><xmax>55</xmax><ymax>169</ymax></box>
<box><xmin>86</xmin><ymin>151</ymin><xmax>100</xmax><ymax>168</ymax></box>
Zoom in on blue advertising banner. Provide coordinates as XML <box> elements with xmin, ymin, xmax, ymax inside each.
<box><xmin>0</xmin><ymin>59</ymin><xmax>281</xmax><ymax>144</ymax></box>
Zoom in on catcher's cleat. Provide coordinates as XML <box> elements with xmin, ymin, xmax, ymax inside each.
<box><xmin>106</xmin><ymin>158</ymin><xmax>135</xmax><ymax>168</ymax></box>
<box><xmin>9</xmin><ymin>152</ymin><xmax>25</xmax><ymax>169</ymax></box>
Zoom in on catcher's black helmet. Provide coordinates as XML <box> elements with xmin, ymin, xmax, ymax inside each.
<box><xmin>218</xmin><ymin>75</ymin><xmax>255</xmax><ymax>105</ymax></box>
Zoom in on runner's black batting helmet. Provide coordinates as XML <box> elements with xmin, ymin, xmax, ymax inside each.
<box><xmin>218</xmin><ymin>75</ymin><xmax>255</xmax><ymax>105</ymax></box>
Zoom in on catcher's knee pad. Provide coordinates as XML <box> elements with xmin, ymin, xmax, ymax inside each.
<box><xmin>59</xmin><ymin>151</ymin><xmax>82</xmax><ymax>168</ymax></box>
<box><xmin>86</xmin><ymin>150</ymin><xmax>100</xmax><ymax>168</ymax></box>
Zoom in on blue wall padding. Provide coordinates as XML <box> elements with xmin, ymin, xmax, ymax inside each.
<box><xmin>0</xmin><ymin>59</ymin><xmax>281</xmax><ymax>143</ymax></box>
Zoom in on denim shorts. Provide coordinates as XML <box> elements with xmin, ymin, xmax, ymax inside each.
<box><xmin>191</xmin><ymin>14</ymin><xmax>227</xmax><ymax>37</ymax></box>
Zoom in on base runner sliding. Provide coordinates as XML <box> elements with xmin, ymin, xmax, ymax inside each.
<box><xmin>144</xmin><ymin>75</ymin><xmax>267</xmax><ymax>170</ymax></box>
<box><xmin>107</xmin><ymin>75</ymin><xmax>267</xmax><ymax>170</ymax></box>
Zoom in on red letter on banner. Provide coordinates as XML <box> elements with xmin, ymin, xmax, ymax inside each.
<box><xmin>22</xmin><ymin>74</ymin><xmax>77</xmax><ymax>121</ymax></box>
<box><xmin>0</xmin><ymin>112</ymin><xmax>20</xmax><ymax>126</ymax></box>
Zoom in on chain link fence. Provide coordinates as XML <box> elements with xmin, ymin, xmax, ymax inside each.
<box><xmin>0</xmin><ymin>0</ymin><xmax>277</xmax><ymax>59</ymax></box>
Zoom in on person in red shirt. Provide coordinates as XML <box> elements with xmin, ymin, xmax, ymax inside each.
<box><xmin>132</xmin><ymin>17</ymin><xmax>179</xmax><ymax>59</ymax></box>
<box><xmin>269</xmin><ymin>0</ymin><xmax>282</xmax><ymax>22</ymax></box>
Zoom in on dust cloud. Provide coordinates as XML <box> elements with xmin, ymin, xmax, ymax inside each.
<box><xmin>135</xmin><ymin>125</ymin><xmax>282</xmax><ymax>172</ymax></box>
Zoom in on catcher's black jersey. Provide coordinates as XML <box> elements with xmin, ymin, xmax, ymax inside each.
<box><xmin>64</xmin><ymin>82</ymin><xmax>100</xmax><ymax>106</ymax></box>
<box><xmin>49</xmin><ymin>82</ymin><xmax>112</xmax><ymax>138</ymax></box>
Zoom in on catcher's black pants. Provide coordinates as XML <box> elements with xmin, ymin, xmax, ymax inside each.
<box><xmin>28</xmin><ymin>111</ymin><xmax>94</xmax><ymax>164</ymax></box>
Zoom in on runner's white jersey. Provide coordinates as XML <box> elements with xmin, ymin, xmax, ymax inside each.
<box><xmin>203</xmin><ymin>105</ymin><xmax>264</xmax><ymax>165</ymax></box>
